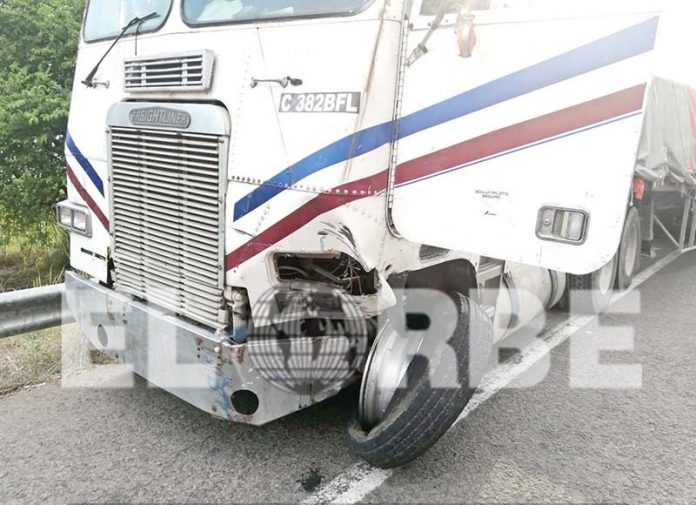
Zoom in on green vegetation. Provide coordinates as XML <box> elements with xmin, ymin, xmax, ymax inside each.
<box><xmin>0</xmin><ymin>232</ymin><xmax>68</xmax><ymax>292</ymax></box>
<box><xmin>0</xmin><ymin>0</ymin><xmax>84</xmax><ymax>246</ymax></box>
<box><xmin>0</xmin><ymin>0</ymin><xmax>87</xmax><ymax>393</ymax></box>
<box><xmin>0</xmin><ymin>232</ymin><xmax>71</xmax><ymax>393</ymax></box>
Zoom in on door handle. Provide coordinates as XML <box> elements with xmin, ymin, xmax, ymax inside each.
<box><xmin>250</xmin><ymin>76</ymin><xmax>303</xmax><ymax>89</ymax></box>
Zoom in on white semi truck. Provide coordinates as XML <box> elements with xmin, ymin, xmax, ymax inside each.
<box><xmin>60</xmin><ymin>0</ymin><xmax>696</xmax><ymax>467</ymax></box>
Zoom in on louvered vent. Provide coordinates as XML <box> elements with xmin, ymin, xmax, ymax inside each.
<box><xmin>124</xmin><ymin>50</ymin><xmax>214</xmax><ymax>92</ymax></box>
<box><xmin>109</xmin><ymin>126</ymin><xmax>226</xmax><ymax>328</ymax></box>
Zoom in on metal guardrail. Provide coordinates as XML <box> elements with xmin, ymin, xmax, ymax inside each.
<box><xmin>0</xmin><ymin>284</ymin><xmax>73</xmax><ymax>339</ymax></box>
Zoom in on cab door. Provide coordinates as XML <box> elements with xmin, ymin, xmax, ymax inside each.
<box><xmin>390</xmin><ymin>0</ymin><xmax>662</xmax><ymax>274</ymax></box>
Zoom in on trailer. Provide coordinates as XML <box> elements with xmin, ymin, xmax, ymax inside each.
<box><xmin>59</xmin><ymin>0</ymin><xmax>696</xmax><ymax>468</ymax></box>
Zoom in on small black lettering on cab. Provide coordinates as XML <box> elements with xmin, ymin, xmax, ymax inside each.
<box><xmin>279</xmin><ymin>92</ymin><xmax>361</xmax><ymax>114</ymax></box>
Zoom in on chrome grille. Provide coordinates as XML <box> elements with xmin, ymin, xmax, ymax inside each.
<box><xmin>124</xmin><ymin>50</ymin><xmax>214</xmax><ymax>92</ymax></box>
<box><xmin>109</xmin><ymin>126</ymin><xmax>225</xmax><ymax>328</ymax></box>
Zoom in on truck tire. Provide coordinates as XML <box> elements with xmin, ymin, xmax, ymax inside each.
<box><xmin>346</xmin><ymin>294</ymin><xmax>492</xmax><ymax>468</ymax></box>
<box><xmin>617</xmin><ymin>207</ymin><xmax>642</xmax><ymax>290</ymax></box>
<box><xmin>568</xmin><ymin>255</ymin><xmax>618</xmax><ymax>314</ymax></box>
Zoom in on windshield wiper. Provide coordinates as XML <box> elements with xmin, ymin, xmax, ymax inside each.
<box><xmin>82</xmin><ymin>12</ymin><xmax>160</xmax><ymax>88</ymax></box>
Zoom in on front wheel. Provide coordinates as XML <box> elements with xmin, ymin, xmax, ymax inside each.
<box><xmin>347</xmin><ymin>294</ymin><xmax>492</xmax><ymax>468</ymax></box>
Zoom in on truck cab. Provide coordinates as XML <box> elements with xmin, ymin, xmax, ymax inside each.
<box><xmin>60</xmin><ymin>0</ymin><xmax>694</xmax><ymax>468</ymax></box>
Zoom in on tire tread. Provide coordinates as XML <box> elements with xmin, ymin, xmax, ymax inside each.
<box><xmin>347</xmin><ymin>295</ymin><xmax>492</xmax><ymax>468</ymax></box>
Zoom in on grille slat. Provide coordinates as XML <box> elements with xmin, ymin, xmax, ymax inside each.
<box><xmin>116</xmin><ymin>278</ymin><xmax>220</xmax><ymax>323</ymax></box>
<box><xmin>112</xmin><ymin>145</ymin><xmax>219</xmax><ymax>165</ymax></box>
<box><xmin>114</xmin><ymin>214</ymin><xmax>219</xmax><ymax>243</ymax></box>
<box><xmin>112</xmin><ymin>128</ymin><xmax>220</xmax><ymax>141</ymax></box>
<box><xmin>112</xmin><ymin>131</ymin><xmax>221</xmax><ymax>148</ymax></box>
<box><xmin>113</xmin><ymin>142</ymin><xmax>218</xmax><ymax>159</ymax></box>
<box><xmin>110</xmin><ymin>125</ymin><xmax>224</xmax><ymax>328</ymax></box>
<box><xmin>112</xmin><ymin>181</ymin><xmax>219</xmax><ymax>206</ymax></box>
<box><xmin>114</xmin><ymin>193</ymin><xmax>219</xmax><ymax>222</ymax></box>
<box><xmin>115</xmin><ymin>243</ymin><xmax>220</xmax><ymax>276</ymax></box>
<box><xmin>113</xmin><ymin>169</ymin><xmax>220</xmax><ymax>192</ymax></box>
<box><xmin>113</xmin><ymin>178</ymin><xmax>219</xmax><ymax>202</ymax></box>
<box><xmin>125</xmin><ymin>66</ymin><xmax>203</xmax><ymax>76</ymax></box>
<box><xmin>111</xmin><ymin>152</ymin><xmax>220</xmax><ymax>173</ymax></box>
<box><xmin>115</xmin><ymin>259</ymin><xmax>220</xmax><ymax>292</ymax></box>
<box><xmin>126</xmin><ymin>55</ymin><xmax>205</xmax><ymax>65</ymax></box>
<box><xmin>124</xmin><ymin>51</ymin><xmax>214</xmax><ymax>92</ymax></box>
<box><xmin>114</xmin><ymin>219</ymin><xmax>218</xmax><ymax>258</ymax></box>
<box><xmin>114</xmin><ymin>231</ymin><xmax>218</xmax><ymax>265</ymax></box>
<box><xmin>115</xmin><ymin>263</ymin><xmax>222</xmax><ymax>300</ymax></box>
<box><xmin>114</xmin><ymin>207</ymin><xmax>219</xmax><ymax>235</ymax></box>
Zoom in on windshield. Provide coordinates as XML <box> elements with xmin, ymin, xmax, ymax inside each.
<box><xmin>84</xmin><ymin>0</ymin><xmax>172</xmax><ymax>42</ymax></box>
<box><xmin>182</xmin><ymin>0</ymin><xmax>371</xmax><ymax>25</ymax></box>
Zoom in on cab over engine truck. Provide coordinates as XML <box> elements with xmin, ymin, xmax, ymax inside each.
<box><xmin>60</xmin><ymin>0</ymin><xmax>696</xmax><ymax>467</ymax></box>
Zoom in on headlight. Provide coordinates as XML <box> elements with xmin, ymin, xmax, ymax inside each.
<box><xmin>72</xmin><ymin>211</ymin><xmax>88</xmax><ymax>232</ymax></box>
<box><xmin>56</xmin><ymin>201</ymin><xmax>92</xmax><ymax>237</ymax></box>
<box><xmin>58</xmin><ymin>206</ymin><xmax>73</xmax><ymax>227</ymax></box>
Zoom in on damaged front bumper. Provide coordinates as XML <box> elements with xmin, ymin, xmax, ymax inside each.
<box><xmin>64</xmin><ymin>272</ymin><xmax>360</xmax><ymax>425</ymax></box>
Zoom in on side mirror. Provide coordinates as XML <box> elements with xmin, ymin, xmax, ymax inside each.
<box><xmin>456</xmin><ymin>9</ymin><xmax>477</xmax><ymax>58</ymax></box>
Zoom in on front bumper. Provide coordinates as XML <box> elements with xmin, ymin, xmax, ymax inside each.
<box><xmin>65</xmin><ymin>272</ymin><xmax>356</xmax><ymax>425</ymax></box>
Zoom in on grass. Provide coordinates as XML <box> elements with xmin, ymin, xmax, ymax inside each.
<box><xmin>0</xmin><ymin>328</ymin><xmax>63</xmax><ymax>395</ymax></box>
<box><xmin>0</xmin><ymin>325</ymin><xmax>116</xmax><ymax>396</ymax></box>
<box><xmin>0</xmin><ymin>231</ymin><xmax>69</xmax><ymax>292</ymax></box>
<box><xmin>0</xmin><ymin>229</ymin><xmax>113</xmax><ymax>394</ymax></box>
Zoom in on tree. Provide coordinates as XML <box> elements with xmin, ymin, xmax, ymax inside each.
<box><xmin>0</xmin><ymin>0</ymin><xmax>84</xmax><ymax>245</ymax></box>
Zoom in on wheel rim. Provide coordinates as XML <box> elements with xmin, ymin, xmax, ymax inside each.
<box><xmin>597</xmin><ymin>256</ymin><xmax>616</xmax><ymax>294</ymax></box>
<box><xmin>623</xmin><ymin>225</ymin><xmax>639</xmax><ymax>277</ymax></box>
<box><xmin>359</xmin><ymin>320</ymin><xmax>427</xmax><ymax>430</ymax></box>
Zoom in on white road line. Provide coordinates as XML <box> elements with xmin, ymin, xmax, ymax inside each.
<box><xmin>304</xmin><ymin>250</ymin><xmax>683</xmax><ymax>505</ymax></box>
<box><xmin>302</xmin><ymin>463</ymin><xmax>391</xmax><ymax>505</ymax></box>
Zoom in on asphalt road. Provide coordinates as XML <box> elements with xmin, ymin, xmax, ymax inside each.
<box><xmin>2</xmin><ymin>250</ymin><xmax>696</xmax><ymax>504</ymax></box>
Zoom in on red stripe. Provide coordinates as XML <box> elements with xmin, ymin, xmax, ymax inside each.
<box><xmin>66</xmin><ymin>165</ymin><xmax>109</xmax><ymax>230</ymax></box>
<box><xmin>396</xmin><ymin>84</ymin><xmax>646</xmax><ymax>185</ymax></box>
<box><xmin>225</xmin><ymin>171</ymin><xmax>387</xmax><ymax>270</ymax></box>
<box><xmin>225</xmin><ymin>86</ymin><xmax>646</xmax><ymax>271</ymax></box>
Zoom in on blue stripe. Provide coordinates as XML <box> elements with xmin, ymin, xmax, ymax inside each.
<box><xmin>233</xmin><ymin>122</ymin><xmax>393</xmax><ymax>219</ymax></box>
<box><xmin>234</xmin><ymin>16</ymin><xmax>659</xmax><ymax>221</ymax></box>
<box><xmin>66</xmin><ymin>132</ymin><xmax>105</xmax><ymax>196</ymax></box>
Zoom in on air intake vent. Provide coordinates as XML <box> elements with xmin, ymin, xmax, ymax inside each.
<box><xmin>419</xmin><ymin>244</ymin><xmax>449</xmax><ymax>262</ymax></box>
<box><xmin>124</xmin><ymin>50</ymin><xmax>214</xmax><ymax>92</ymax></box>
<box><xmin>108</xmin><ymin>118</ymin><xmax>228</xmax><ymax>328</ymax></box>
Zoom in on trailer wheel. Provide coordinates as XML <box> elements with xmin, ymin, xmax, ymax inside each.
<box><xmin>347</xmin><ymin>294</ymin><xmax>492</xmax><ymax>468</ymax></box>
<box><xmin>617</xmin><ymin>207</ymin><xmax>642</xmax><ymax>290</ymax></box>
<box><xmin>569</xmin><ymin>255</ymin><xmax>618</xmax><ymax>314</ymax></box>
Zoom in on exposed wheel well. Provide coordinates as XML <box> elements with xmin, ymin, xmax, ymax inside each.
<box><xmin>391</xmin><ymin>259</ymin><xmax>478</xmax><ymax>301</ymax></box>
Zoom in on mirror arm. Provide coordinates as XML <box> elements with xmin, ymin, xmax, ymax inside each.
<box><xmin>406</xmin><ymin>0</ymin><xmax>473</xmax><ymax>66</ymax></box>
